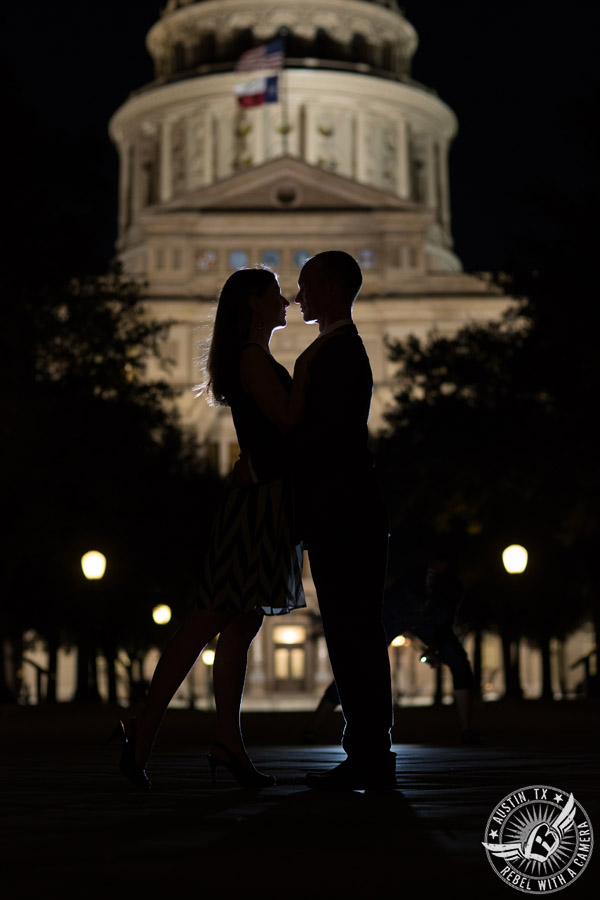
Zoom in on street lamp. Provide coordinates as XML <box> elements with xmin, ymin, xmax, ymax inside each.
<box><xmin>152</xmin><ymin>604</ymin><xmax>172</xmax><ymax>625</ymax></box>
<box><xmin>81</xmin><ymin>550</ymin><xmax>107</xmax><ymax>580</ymax></box>
<box><xmin>201</xmin><ymin>648</ymin><xmax>216</xmax><ymax>666</ymax></box>
<box><xmin>390</xmin><ymin>634</ymin><xmax>409</xmax><ymax>706</ymax></box>
<box><xmin>501</xmin><ymin>544</ymin><xmax>528</xmax><ymax>700</ymax></box>
<box><xmin>76</xmin><ymin>551</ymin><xmax>106</xmax><ymax>703</ymax></box>
<box><xmin>502</xmin><ymin>544</ymin><xmax>528</xmax><ymax>574</ymax></box>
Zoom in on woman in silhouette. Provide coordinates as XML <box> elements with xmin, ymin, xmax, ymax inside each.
<box><xmin>109</xmin><ymin>267</ymin><xmax>310</xmax><ymax>789</ymax></box>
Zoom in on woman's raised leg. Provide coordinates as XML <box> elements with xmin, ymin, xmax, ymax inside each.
<box><xmin>133</xmin><ymin>607</ymin><xmax>233</xmax><ymax>767</ymax></box>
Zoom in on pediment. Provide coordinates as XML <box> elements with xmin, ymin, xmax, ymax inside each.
<box><xmin>159</xmin><ymin>156</ymin><xmax>423</xmax><ymax>213</ymax></box>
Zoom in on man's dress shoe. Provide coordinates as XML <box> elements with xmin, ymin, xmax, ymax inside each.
<box><xmin>304</xmin><ymin>756</ymin><xmax>397</xmax><ymax>791</ymax></box>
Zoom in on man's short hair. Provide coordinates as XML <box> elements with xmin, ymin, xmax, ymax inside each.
<box><xmin>311</xmin><ymin>250</ymin><xmax>363</xmax><ymax>303</ymax></box>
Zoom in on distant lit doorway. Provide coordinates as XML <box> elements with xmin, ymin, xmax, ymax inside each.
<box><xmin>272</xmin><ymin>625</ymin><xmax>306</xmax><ymax>691</ymax></box>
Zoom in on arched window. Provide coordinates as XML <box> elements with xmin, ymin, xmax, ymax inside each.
<box><xmin>287</xmin><ymin>32</ymin><xmax>311</xmax><ymax>59</ymax></box>
<box><xmin>231</xmin><ymin>28</ymin><xmax>254</xmax><ymax>61</ymax></box>
<box><xmin>314</xmin><ymin>28</ymin><xmax>334</xmax><ymax>60</ymax></box>
<box><xmin>382</xmin><ymin>40</ymin><xmax>395</xmax><ymax>72</ymax></box>
<box><xmin>350</xmin><ymin>33</ymin><xmax>369</xmax><ymax>66</ymax></box>
<box><xmin>173</xmin><ymin>41</ymin><xmax>186</xmax><ymax>73</ymax></box>
<box><xmin>192</xmin><ymin>32</ymin><xmax>216</xmax><ymax>66</ymax></box>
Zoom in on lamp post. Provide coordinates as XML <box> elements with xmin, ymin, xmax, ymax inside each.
<box><xmin>391</xmin><ymin>634</ymin><xmax>407</xmax><ymax>706</ymax></box>
<box><xmin>201</xmin><ymin>646</ymin><xmax>216</xmax><ymax>709</ymax></box>
<box><xmin>75</xmin><ymin>550</ymin><xmax>106</xmax><ymax>702</ymax></box>
<box><xmin>500</xmin><ymin>544</ymin><xmax>527</xmax><ymax>699</ymax></box>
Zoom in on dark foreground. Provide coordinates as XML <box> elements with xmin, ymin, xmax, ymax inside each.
<box><xmin>2</xmin><ymin>700</ymin><xmax>599</xmax><ymax>899</ymax></box>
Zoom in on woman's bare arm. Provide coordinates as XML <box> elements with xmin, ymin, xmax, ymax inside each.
<box><xmin>239</xmin><ymin>342</ymin><xmax>319</xmax><ymax>432</ymax></box>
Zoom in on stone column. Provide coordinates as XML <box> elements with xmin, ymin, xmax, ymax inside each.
<box><xmin>218</xmin><ymin>434</ymin><xmax>229</xmax><ymax>478</ymax></box>
<box><xmin>216</xmin><ymin>111</ymin><xmax>235</xmax><ymax>179</ymax></box>
<box><xmin>254</xmin><ymin>106</ymin><xmax>266</xmax><ymax>165</ymax></box>
<box><xmin>298</xmin><ymin>102</ymin><xmax>308</xmax><ymax>162</ymax></box>
<box><xmin>397</xmin><ymin>117</ymin><xmax>410</xmax><ymax>200</ymax></box>
<box><xmin>277</xmin><ymin>68</ymin><xmax>289</xmax><ymax>158</ymax></box>
<box><xmin>211</xmin><ymin>114</ymin><xmax>218</xmax><ymax>183</ymax></box>
<box><xmin>246</xmin><ymin>626</ymin><xmax>267</xmax><ymax>697</ymax></box>
<box><xmin>188</xmin><ymin>111</ymin><xmax>212</xmax><ymax>189</ymax></box>
<box><xmin>355</xmin><ymin>109</ymin><xmax>369</xmax><ymax>184</ymax></box>
<box><xmin>314</xmin><ymin>635</ymin><xmax>333</xmax><ymax>689</ymax></box>
<box><xmin>289</xmin><ymin>84</ymin><xmax>300</xmax><ymax>158</ymax></box>
<box><xmin>117</xmin><ymin>140</ymin><xmax>129</xmax><ymax>237</ymax></box>
<box><xmin>131</xmin><ymin>137</ymin><xmax>142</xmax><ymax>225</ymax></box>
<box><xmin>438</xmin><ymin>137</ymin><xmax>451</xmax><ymax>236</ymax></box>
<box><xmin>425</xmin><ymin>133</ymin><xmax>437</xmax><ymax>209</ymax></box>
<box><xmin>304</xmin><ymin>104</ymin><xmax>318</xmax><ymax>168</ymax></box>
<box><xmin>198</xmin><ymin>655</ymin><xmax>214</xmax><ymax>708</ymax></box>
<box><xmin>160</xmin><ymin>119</ymin><xmax>172</xmax><ymax>203</ymax></box>
<box><xmin>205</xmin><ymin>111</ymin><xmax>214</xmax><ymax>185</ymax></box>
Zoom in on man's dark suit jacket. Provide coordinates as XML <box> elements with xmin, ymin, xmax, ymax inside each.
<box><xmin>294</xmin><ymin>323</ymin><xmax>383</xmax><ymax>540</ymax></box>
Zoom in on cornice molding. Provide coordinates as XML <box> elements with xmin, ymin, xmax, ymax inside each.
<box><xmin>147</xmin><ymin>0</ymin><xmax>417</xmax><ymax>64</ymax></box>
<box><xmin>163</xmin><ymin>1</ymin><xmax>402</xmax><ymax>16</ymax></box>
<box><xmin>110</xmin><ymin>68</ymin><xmax>456</xmax><ymax>143</ymax></box>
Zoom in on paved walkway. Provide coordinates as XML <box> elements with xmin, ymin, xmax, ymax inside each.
<box><xmin>1</xmin><ymin>701</ymin><xmax>598</xmax><ymax>899</ymax></box>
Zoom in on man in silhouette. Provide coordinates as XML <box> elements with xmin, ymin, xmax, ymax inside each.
<box><xmin>294</xmin><ymin>250</ymin><xmax>395</xmax><ymax>790</ymax></box>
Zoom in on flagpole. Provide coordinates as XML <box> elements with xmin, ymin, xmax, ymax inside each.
<box><xmin>281</xmin><ymin>66</ymin><xmax>289</xmax><ymax>156</ymax></box>
<box><xmin>279</xmin><ymin>31</ymin><xmax>289</xmax><ymax>156</ymax></box>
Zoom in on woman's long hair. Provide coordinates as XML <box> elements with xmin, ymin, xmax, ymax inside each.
<box><xmin>204</xmin><ymin>267</ymin><xmax>276</xmax><ymax>407</ymax></box>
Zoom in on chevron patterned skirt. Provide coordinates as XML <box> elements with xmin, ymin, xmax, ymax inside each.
<box><xmin>197</xmin><ymin>477</ymin><xmax>306</xmax><ymax>615</ymax></box>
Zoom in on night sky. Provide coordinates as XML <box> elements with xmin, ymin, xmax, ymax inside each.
<box><xmin>2</xmin><ymin>1</ymin><xmax>598</xmax><ymax>272</ymax></box>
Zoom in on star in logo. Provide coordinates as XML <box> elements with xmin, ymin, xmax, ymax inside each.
<box><xmin>483</xmin><ymin>793</ymin><xmax>576</xmax><ymax>863</ymax></box>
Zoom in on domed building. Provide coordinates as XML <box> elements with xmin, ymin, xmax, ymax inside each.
<box><xmin>110</xmin><ymin>0</ymin><xmax>507</xmax><ymax>469</ymax></box>
<box><xmin>108</xmin><ymin>0</ymin><xmax>512</xmax><ymax>704</ymax></box>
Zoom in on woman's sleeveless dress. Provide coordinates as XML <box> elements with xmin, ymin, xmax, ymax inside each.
<box><xmin>197</xmin><ymin>347</ymin><xmax>305</xmax><ymax>616</ymax></box>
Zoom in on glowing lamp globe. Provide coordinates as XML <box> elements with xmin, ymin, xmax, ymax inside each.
<box><xmin>81</xmin><ymin>551</ymin><xmax>107</xmax><ymax>580</ymax></box>
<box><xmin>152</xmin><ymin>604</ymin><xmax>172</xmax><ymax>625</ymax></box>
<box><xmin>272</xmin><ymin>626</ymin><xmax>306</xmax><ymax>645</ymax></box>
<box><xmin>202</xmin><ymin>649</ymin><xmax>216</xmax><ymax>666</ymax></box>
<box><xmin>502</xmin><ymin>545</ymin><xmax>528</xmax><ymax>574</ymax></box>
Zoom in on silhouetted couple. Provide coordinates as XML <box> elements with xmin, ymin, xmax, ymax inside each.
<box><xmin>108</xmin><ymin>251</ymin><xmax>395</xmax><ymax>791</ymax></box>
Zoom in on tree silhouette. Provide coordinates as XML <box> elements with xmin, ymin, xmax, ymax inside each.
<box><xmin>1</xmin><ymin>263</ymin><xmax>225</xmax><ymax>702</ymax></box>
<box><xmin>377</xmin><ymin>269</ymin><xmax>592</xmax><ymax>698</ymax></box>
<box><xmin>0</xmin><ymin>64</ymin><xmax>226</xmax><ymax>702</ymax></box>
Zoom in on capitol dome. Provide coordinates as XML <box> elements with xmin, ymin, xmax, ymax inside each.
<box><xmin>111</xmin><ymin>0</ymin><xmax>463</xmax><ymax>280</ymax></box>
<box><xmin>147</xmin><ymin>0</ymin><xmax>418</xmax><ymax>83</ymax></box>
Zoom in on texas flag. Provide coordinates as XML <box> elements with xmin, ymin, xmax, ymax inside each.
<box><xmin>235</xmin><ymin>75</ymin><xmax>279</xmax><ymax>108</ymax></box>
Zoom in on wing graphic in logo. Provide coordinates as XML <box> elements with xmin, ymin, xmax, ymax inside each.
<box><xmin>553</xmin><ymin>793</ymin><xmax>576</xmax><ymax>835</ymax></box>
<box><xmin>482</xmin><ymin>839</ymin><xmax>523</xmax><ymax>860</ymax></box>
<box><xmin>484</xmin><ymin>794</ymin><xmax>577</xmax><ymax>863</ymax></box>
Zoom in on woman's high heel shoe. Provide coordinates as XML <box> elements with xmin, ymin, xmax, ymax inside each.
<box><xmin>207</xmin><ymin>741</ymin><xmax>276</xmax><ymax>789</ymax></box>
<box><xmin>104</xmin><ymin>719</ymin><xmax>152</xmax><ymax>791</ymax></box>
